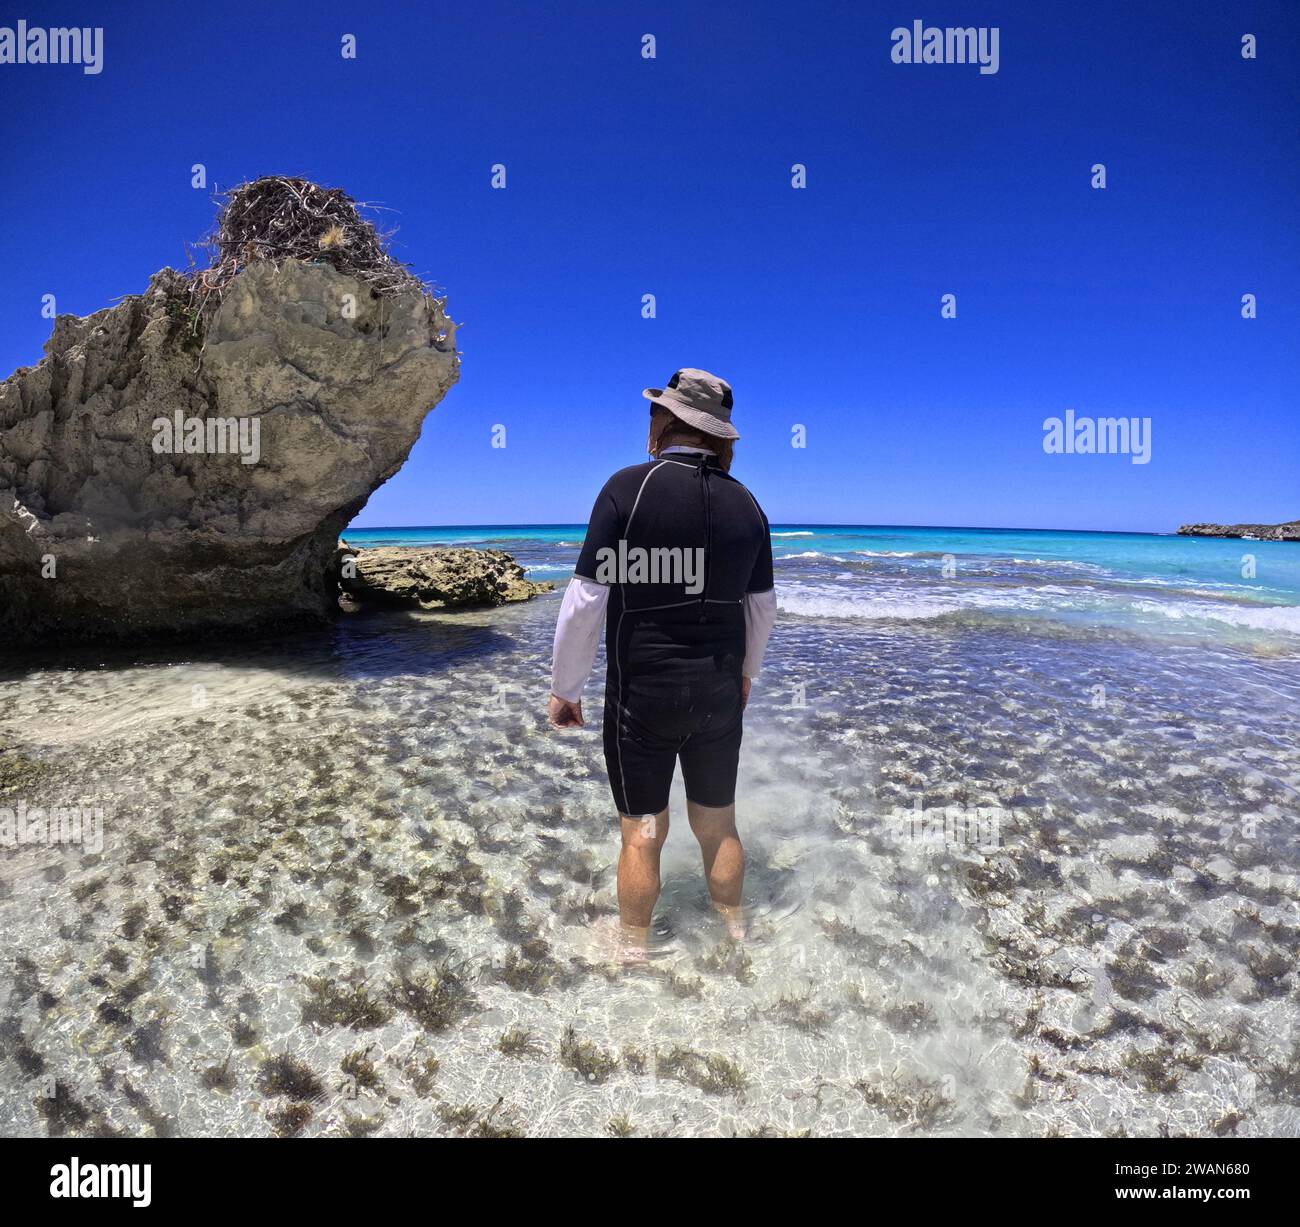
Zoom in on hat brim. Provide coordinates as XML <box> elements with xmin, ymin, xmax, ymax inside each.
<box><xmin>642</xmin><ymin>388</ymin><xmax>740</xmax><ymax>440</ymax></box>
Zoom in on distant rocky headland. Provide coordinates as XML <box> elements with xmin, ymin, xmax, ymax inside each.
<box><xmin>0</xmin><ymin>178</ymin><xmax>552</xmax><ymax>647</ymax></box>
<box><xmin>1177</xmin><ymin>519</ymin><xmax>1300</xmax><ymax>542</ymax></box>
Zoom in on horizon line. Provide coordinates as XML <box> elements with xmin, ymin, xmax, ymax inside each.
<box><xmin>346</xmin><ymin>520</ymin><xmax>1184</xmax><ymax>538</ymax></box>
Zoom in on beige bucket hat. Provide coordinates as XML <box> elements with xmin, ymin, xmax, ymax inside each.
<box><xmin>642</xmin><ymin>368</ymin><xmax>739</xmax><ymax>440</ymax></box>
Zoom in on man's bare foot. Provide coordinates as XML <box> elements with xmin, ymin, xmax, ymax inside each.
<box><xmin>619</xmin><ymin>923</ymin><xmax>651</xmax><ymax>964</ymax></box>
<box><xmin>713</xmin><ymin>902</ymin><xmax>747</xmax><ymax>941</ymax></box>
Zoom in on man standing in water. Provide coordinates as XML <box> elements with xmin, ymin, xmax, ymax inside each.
<box><xmin>548</xmin><ymin>369</ymin><xmax>777</xmax><ymax>953</ymax></box>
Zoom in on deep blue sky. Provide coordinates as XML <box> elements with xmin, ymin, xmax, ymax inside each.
<box><xmin>2</xmin><ymin>1</ymin><xmax>1296</xmax><ymax>532</ymax></box>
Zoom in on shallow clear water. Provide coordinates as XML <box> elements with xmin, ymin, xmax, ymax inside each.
<box><xmin>2</xmin><ymin>525</ymin><xmax>1298</xmax><ymax>1137</ymax></box>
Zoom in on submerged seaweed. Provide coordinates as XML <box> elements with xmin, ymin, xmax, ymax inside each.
<box><xmin>256</xmin><ymin>1054</ymin><xmax>324</xmax><ymax>1102</ymax></box>
<box><xmin>559</xmin><ymin>1025</ymin><xmax>619</xmax><ymax>1084</ymax></box>
<box><xmin>301</xmin><ymin>974</ymin><xmax>393</xmax><ymax>1030</ymax></box>
<box><xmin>388</xmin><ymin>962</ymin><xmax>477</xmax><ymax>1033</ymax></box>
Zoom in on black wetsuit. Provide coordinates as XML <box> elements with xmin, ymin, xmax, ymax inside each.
<box><xmin>575</xmin><ymin>453</ymin><xmax>774</xmax><ymax>817</ymax></box>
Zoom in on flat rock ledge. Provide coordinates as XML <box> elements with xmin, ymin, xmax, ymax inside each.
<box><xmin>1177</xmin><ymin>520</ymin><xmax>1299</xmax><ymax>542</ymax></box>
<box><xmin>338</xmin><ymin>544</ymin><xmax>553</xmax><ymax>610</ymax></box>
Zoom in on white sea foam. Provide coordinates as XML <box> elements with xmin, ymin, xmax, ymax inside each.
<box><xmin>1009</xmin><ymin>557</ymin><xmax>1105</xmax><ymax>572</ymax></box>
<box><xmin>771</xmin><ymin>531</ymin><xmax>815</xmax><ymax>538</ymax></box>
<box><xmin>777</xmin><ymin>578</ymin><xmax>1300</xmax><ymax>639</ymax></box>
<box><xmin>1132</xmin><ymin>598</ymin><xmax>1300</xmax><ymax>636</ymax></box>
<box><xmin>777</xmin><ymin>580</ymin><xmax>1092</xmax><ymax>623</ymax></box>
<box><xmin>778</xmin><ymin>585</ymin><xmax>962</xmax><ymax>622</ymax></box>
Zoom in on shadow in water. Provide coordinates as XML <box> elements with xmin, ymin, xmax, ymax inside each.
<box><xmin>0</xmin><ymin>607</ymin><xmax>523</xmax><ymax>685</ymax></box>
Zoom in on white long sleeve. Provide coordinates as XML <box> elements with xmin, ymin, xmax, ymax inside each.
<box><xmin>743</xmin><ymin>587</ymin><xmax>778</xmax><ymax>678</ymax></box>
<box><xmin>551</xmin><ymin>577</ymin><xmax>610</xmax><ymax>702</ymax></box>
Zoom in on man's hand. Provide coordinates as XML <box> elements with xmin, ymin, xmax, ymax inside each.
<box><xmin>741</xmin><ymin>676</ymin><xmax>752</xmax><ymax>710</ymax></box>
<box><xmin>549</xmin><ymin>693</ymin><xmax>584</xmax><ymax>728</ymax></box>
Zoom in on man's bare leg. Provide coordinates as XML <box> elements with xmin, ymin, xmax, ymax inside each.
<box><xmin>618</xmin><ymin>809</ymin><xmax>669</xmax><ymax>953</ymax></box>
<box><xmin>686</xmin><ymin>799</ymin><xmax>746</xmax><ymax>939</ymax></box>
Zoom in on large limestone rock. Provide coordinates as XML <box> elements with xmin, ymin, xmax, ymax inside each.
<box><xmin>0</xmin><ymin>261</ymin><xmax>459</xmax><ymax>644</ymax></box>
<box><xmin>339</xmin><ymin>545</ymin><xmax>554</xmax><ymax>610</ymax></box>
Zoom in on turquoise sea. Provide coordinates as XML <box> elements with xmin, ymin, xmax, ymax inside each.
<box><xmin>346</xmin><ymin>523</ymin><xmax>1300</xmax><ymax>649</ymax></box>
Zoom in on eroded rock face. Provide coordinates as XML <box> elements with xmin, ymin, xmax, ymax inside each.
<box><xmin>0</xmin><ymin>261</ymin><xmax>458</xmax><ymax>644</ymax></box>
<box><xmin>339</xmin><ymin>546</ymin><xmax>553</xmax><ymax>610</ymax></box>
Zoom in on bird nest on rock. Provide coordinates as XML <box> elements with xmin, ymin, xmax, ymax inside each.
<box><xmin>185</xmin><ymin>176</ymin><xmax>426</xmax><ymax>319</ymax></box>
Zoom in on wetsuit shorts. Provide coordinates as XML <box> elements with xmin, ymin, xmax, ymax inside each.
<box><xmin>603</xmin><ymin>668</ymin><xmax>744</xmax><ymax>817</ymax></box>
